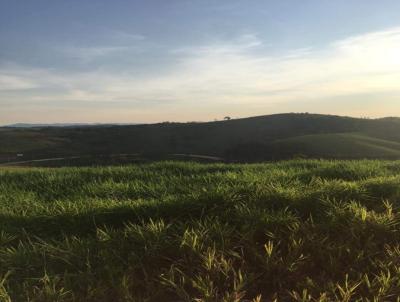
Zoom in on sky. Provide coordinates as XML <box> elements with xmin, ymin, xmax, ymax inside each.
<box><xmin>1</xmin><ymin>0</ymin><xmax>400</xmax><ymax>124</ymax></box>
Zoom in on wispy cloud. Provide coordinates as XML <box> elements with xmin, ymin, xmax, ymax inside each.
<box><xmin>58</xmin><ymin>30</ymin><xmax>147</xmax><ymax>63</ymax></box>
<box><xmin>0</xmin><ymin>74</ymin><xmax>37</xmax><ymax>91</ymax></box>
<box><xmin>1</xmin><ymin>27</ymin><xmax>400</xmax><ymax>122</ymax></box>
<box><xmin>61</xmin><ymin>45</ymin><xmax>132</xmax><ymax>62</ymax></box>
<box><xmin>171</xmin><ymin>33</ymin><xmax>263</xmax><ymax>56</ymax></box>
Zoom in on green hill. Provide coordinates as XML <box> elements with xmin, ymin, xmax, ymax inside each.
<box><xmin>271</xmin><ymin>133</ymin><xmax>400</xmax><ymax>159</ymax></box>
<box><xmin>1</xmin><ymin>113</ymin><xmax>400</xmax><ymax>163</ymax></box>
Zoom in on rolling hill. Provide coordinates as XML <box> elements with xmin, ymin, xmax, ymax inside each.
<box><xmin>271</xmin><ymin>133</ymin><xmax>400</xmax><ymax>159</ymax></box>
<box><xmin>1</xmin><ymin>113</ymin><xmax>400</xmax><ymax>163</ymax></box>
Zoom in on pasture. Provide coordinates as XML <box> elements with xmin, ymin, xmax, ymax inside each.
<box><xmin>1</xmin><ymin>160</ymin><xmax>400</xmax><ymax>301</ymax></box>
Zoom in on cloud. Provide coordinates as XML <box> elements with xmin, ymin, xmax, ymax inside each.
<box><xmin>58</xmin><ymin>30</ymin><xmax>147</xmax><ymax>63</ymax></box>
<box><xmin>106</xmin><ymin>30</ymin><xmax>145</xmax><ymax>43</ymax></box>
<box><xmin>0</xmin><ymin>74</ymin><xmax>37</xmax><ymax>91</ymax></box>
<box><xmin>61</xmin><ymin>46</ymin><xmax>132</xmax><ymax>62</ymax></box>
<box><xmin>172</xmin><ymin>33</ymin><xmax>264</xmax><ymax>56</ymax></box>
<box><xmin>0</xmin><ymin>63</ymin><xmax>48</xmax><ymax>91</ymax></box>
<box><xmin>1</xmin><ymin>27</ymin><xmax>400</xmax><ymax>121</ymax></box>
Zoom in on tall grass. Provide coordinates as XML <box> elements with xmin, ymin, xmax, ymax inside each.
<box><xmin>1</xmin><ymin>160</ymin><xmax>400</xmax><ymax>301</ymax></box>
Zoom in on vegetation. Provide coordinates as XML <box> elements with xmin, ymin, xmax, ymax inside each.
<box><xmin>2</xmin><ymin>113</ymin><xmax>400</xmax><ymax>163</ymax></box>
<box><xmin>1</xmin><ymin>160</ymin><xmax>400</xmax><ymax>301</ymax></box>
<box><xmin>272</xmin><ymin>133</ymin><xmax>400</xmax><ymax>159</ymax></box>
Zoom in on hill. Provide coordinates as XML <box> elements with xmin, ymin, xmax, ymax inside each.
<box><xmin>4</xmin><ymin>123</ymin><xmax>137</xmax><ymax>128</ymax></box>
<box><xmin>1</xmin><ymin>160</ymin><xmax>400</xmax><ymax>300</ymax></box>
<box><xmin>1</xmin><ymin>113</ymin><xmax>400</xmax><ymax>164</ymax></box>
<box><xmin>271</xmin><ymin>133</ymin><xmax>400</xmax><ymax>159</ymax></box>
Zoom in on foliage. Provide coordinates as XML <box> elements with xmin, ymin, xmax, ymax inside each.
<box><xmin>1</xmin><ymin>160</ymin><xmax>400</xmax><ymax>301</ymax></box>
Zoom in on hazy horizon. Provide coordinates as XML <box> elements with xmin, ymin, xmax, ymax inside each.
<box><xmin>1</xmin><ymin>0</ymin><xmax>400</xmax><ymax>124</ymax></box>
<box><xmin>2</xmin><ymin>112</ymin><xmax>400</xmax><ymax>127</ymax></box>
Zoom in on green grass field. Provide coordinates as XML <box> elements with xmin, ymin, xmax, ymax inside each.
<box><xmin>1</xmin><ymin>160</ymin><xmax>400</xmax><ymax>301</ymax></box>
<box><xmin>272</xmin><ymin>133</ymin><xmax>400</xmax><ymax>159</ymax></box>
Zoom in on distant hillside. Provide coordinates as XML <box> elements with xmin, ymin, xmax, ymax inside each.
<box><xmin>1</xmin><ymin>113</ymin><xmax>400</xmax><ymax>163</ymax></box>
<box><xmin>272</xmin><ymin>133</ymin><xmax>400</xmax><ymax>159</ymax></box>
<box><xmin>5</xmin><ymin>123</ymin><xmax>138</xmax><ymax>128</ymax></box>
<box><xmin>379</xmin><ymin>117</ymin><xmax>400</xmax><ymax>124</ymax></box>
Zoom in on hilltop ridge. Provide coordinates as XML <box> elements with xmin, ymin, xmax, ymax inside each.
<box><xmin>1</xmin><ymin>113</ymin><xmax>400</xmax><ymax>163</ymax></box>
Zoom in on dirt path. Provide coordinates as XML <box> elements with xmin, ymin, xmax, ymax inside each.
<box><xmin>0</xmin><ymin>153</ymin><xmax>224</xmax><ymax>166</ymax></box>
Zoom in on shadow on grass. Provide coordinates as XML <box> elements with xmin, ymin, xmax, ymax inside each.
<box><xmin>0</xmin><ymin>194</ymin><xmax>226</xmax><ymax>239</ymax></box>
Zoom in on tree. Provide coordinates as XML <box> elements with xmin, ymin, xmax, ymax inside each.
<box><xmin>224</xmin><ymin>116</ymin><xmax>231</xmax><ymax>121</ymax></box>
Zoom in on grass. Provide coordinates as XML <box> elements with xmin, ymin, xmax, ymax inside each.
<box><xmin>273</xmin><ymin>133</ymin><xmax>400</xmax><ymax>158</ymax></box>
<box><xmin>1</xmin><ymin>160</ymin><xmax>400</xmax><ymax>301</ymax></box>
<box><xmin>2</xmin><ymin>113</ymin><xmax>400</xmax><ymax>162</ymax></box>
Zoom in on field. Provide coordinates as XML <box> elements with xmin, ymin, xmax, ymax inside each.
<box><xmin>2</xmin><ymin>114</ymin><xmax>400</xmax><ymax>163</ymax></box>
<box><xmin>1</xmin><ymin>160</ymin><xmax>400</xmax><ymax>301</ymax></box>
<box><xmin>272</xmin><ymin>133</ymin><xmax>400</xmax><ymax>159</ymax></box>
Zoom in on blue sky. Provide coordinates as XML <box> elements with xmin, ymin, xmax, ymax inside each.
<box><xmin>1</xmin><ymin>0</ymin><xmax>400</xmax><ymax>124</ymax></box>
